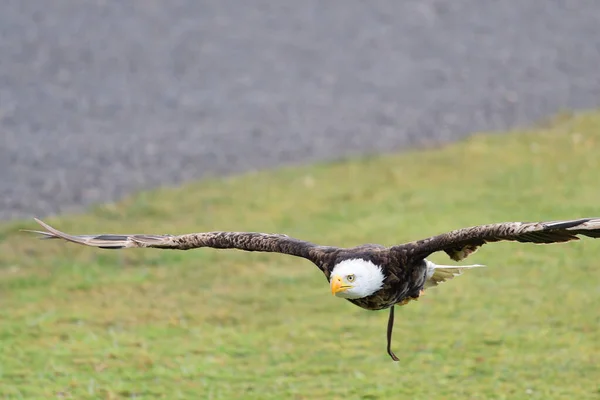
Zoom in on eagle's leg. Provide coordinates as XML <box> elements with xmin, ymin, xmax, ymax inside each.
<box><xmin>386</xmin><ymin>306</ymin><xmax>400</xmax><ymax>361</ymax></box>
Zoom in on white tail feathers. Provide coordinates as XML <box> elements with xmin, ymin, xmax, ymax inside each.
<box><xmin>423</xmin><ymin>260</ymin><xmax>485</xmax><ymax>289</ymax></box>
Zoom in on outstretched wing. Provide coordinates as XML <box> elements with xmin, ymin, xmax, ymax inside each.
<box><xmin>393</xmin><ymin>218</ymin><xmax>600</xmax><ymax>261</ymax></box>
<box><xmin>25</xmin><ymin>218</ymin><xmax>337</xmax><ymax>263</ymax></box>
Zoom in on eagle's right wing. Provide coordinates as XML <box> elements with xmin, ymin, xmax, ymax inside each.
<box><xmin>24</xmin><ymin>218</ymin><xmax>338</xmax><ymax>264</ymax></box>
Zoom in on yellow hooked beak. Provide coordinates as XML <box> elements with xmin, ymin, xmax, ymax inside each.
<box><xmin>330</xmin><ymin>274</ymin><xmax>352</xmax><ymax>295</ymax></box>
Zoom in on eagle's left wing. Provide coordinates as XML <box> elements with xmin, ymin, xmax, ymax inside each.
<box><xmin>392</xmin><ymin>218</ymin><xmax>600</xmax><ymax>261</ymax></box>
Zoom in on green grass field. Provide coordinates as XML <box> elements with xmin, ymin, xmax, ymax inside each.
<box><xmin>1</xmin><ymin>111</ymin><xmax>599</xmax><ymax>399</ymax></box>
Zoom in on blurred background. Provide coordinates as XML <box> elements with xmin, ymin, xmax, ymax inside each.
<box><xmin>2</xmin><ymin>0</ymin><xmax>600</xmax><ymax>221</ymax></box>
<box><xmin>3</xmin><ymin>2</ymin><xmax>600</xmax><ymax>398</ymax></box>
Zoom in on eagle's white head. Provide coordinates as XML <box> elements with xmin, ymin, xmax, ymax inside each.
<box><xmin>329</xmin><ymin>258</ymin><xmax>385</xmax><ymax>299</ymax></box>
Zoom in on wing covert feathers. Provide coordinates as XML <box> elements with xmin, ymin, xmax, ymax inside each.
<box><xmin>24</xmin><ymin>218</ymin><xmax>332</xmax><ymax>261</ymax></box>
<box><xmin>395</xmin><ymin>217</ymin><xmax>600</xmax><ymax>261</ymax></box>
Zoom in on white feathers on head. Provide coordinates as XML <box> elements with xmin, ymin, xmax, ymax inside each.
<box><xmin>331</xmin><ymin>258</ymin><xmax>385</xmax><ymax>299</ymax></box>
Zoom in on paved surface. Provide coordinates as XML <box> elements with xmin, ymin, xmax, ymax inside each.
<box><xmin>2</xmin><ymin>1</ymin><xmax>600</xmax><ymax>221</ymax></box>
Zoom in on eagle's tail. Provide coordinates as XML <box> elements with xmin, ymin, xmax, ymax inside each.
<box><xmin>423</xmin><ymin>260</ymin><xmax>485</xmax><ymax>289</ymax></box>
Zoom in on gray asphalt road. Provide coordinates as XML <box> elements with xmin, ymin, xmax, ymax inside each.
<box><xmin>2</xmin><ymin>1</ymin><xmax>600</xmax><ymax>221</ymax></box>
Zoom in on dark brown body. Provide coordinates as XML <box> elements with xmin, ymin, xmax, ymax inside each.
<box><xmin>315</xmin><ymin>244</ymin><xmax>429</xmax><ymax>311</ymax></box>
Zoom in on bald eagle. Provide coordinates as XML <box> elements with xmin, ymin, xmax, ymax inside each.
<box><xmin>25</xmin><ymin>217</ymin><xmax>600</xmax><ymax>361</ymax></box>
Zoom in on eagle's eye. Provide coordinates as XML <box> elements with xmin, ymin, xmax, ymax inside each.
<box><xmin>346</xmin><ymin>274</ymin><xmax>355</xmax><ymax>282</ymax></box>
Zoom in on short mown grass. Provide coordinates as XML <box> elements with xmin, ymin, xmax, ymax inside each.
<box><xmin>1</xmin><ymin>111</ymin><xmax>599</xmax><ymax>399</ymax></box>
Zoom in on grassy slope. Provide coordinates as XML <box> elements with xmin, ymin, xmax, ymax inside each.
<box><xmin>1</xmin><ymin>112</ymin><xmax>599</xmax><ymax>400</ymax></box>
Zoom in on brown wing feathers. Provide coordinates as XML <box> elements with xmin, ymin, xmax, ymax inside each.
<box><xmin>401</xmin><ymin>218</ymin><xmax>600</xmax><ymax>261</ymax></box>
<box><xmin>25</xmin><ymin>218</ymin><xmax>327</xmax><ymax>260</ymax></box>
<box><xmin>26</xmin><ymin>217</ymin><xmax>600</xmax><ymax>264</ymax></box>
<box><xmin>24</xmin><ymin>218</ymin><xmax>172</xmax><ymax>249</ymax></box>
